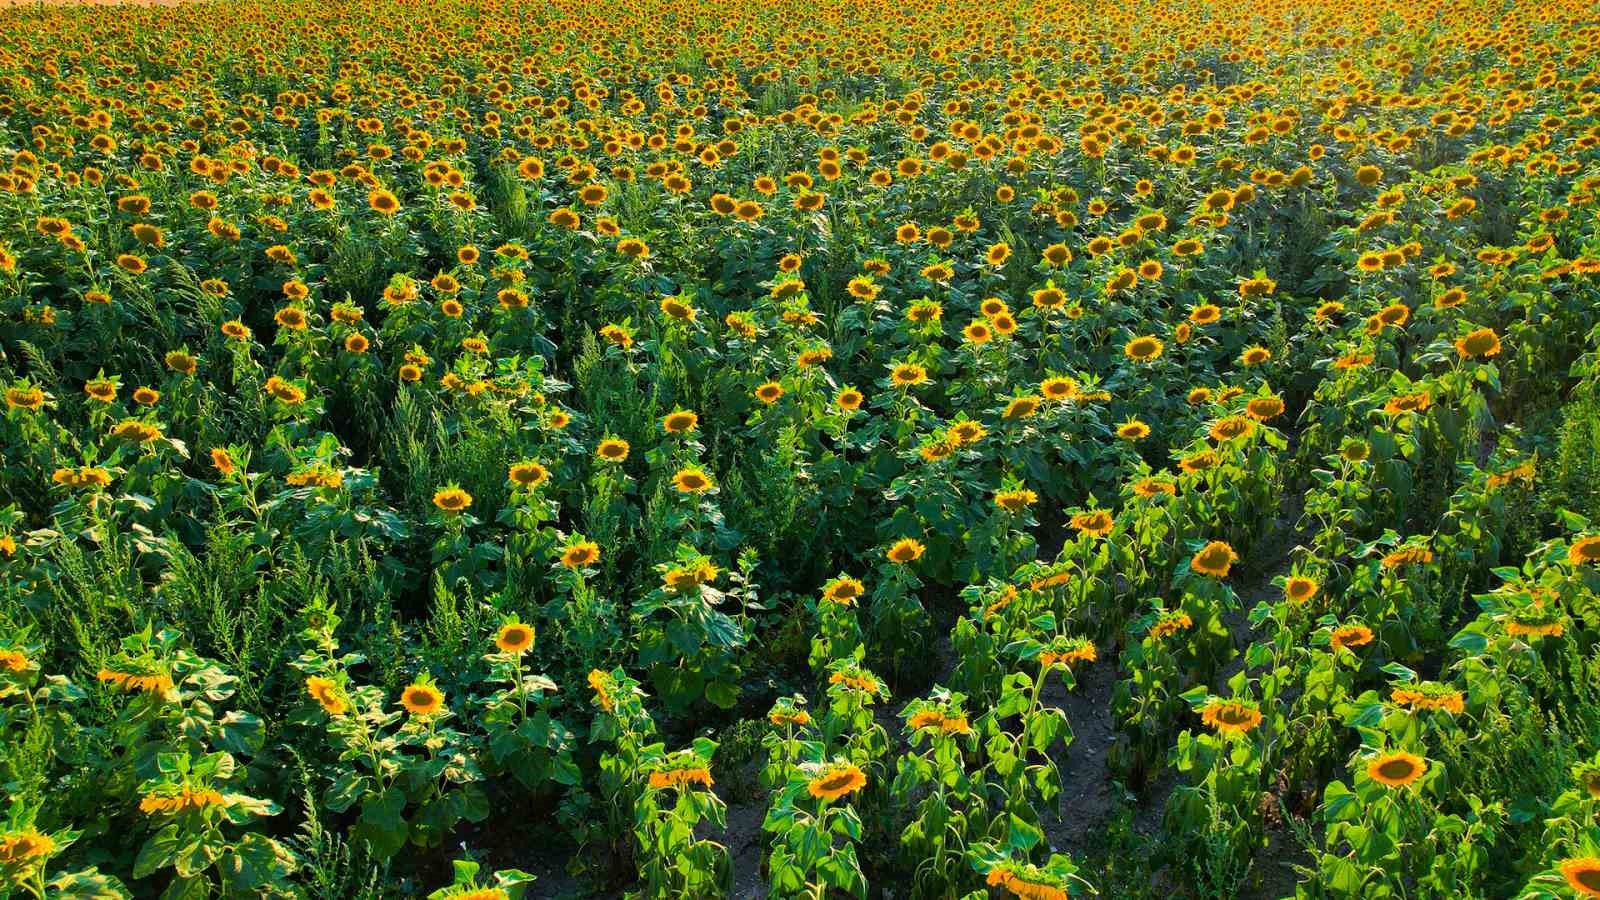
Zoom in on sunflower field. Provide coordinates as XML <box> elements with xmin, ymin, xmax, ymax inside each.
<box><xmin>1</xmin><ymin>0</ymin><xmax>1600</xmax><ymax>896</ymax></box>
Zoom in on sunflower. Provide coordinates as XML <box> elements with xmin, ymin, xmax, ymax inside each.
<box><xmin>662</xmin><ymin>410</ymin><xmax>699</xmax><ymax>434</ymax></box>
<box><xmin>433</xmin><ymin>486</ymin><xmax>473</xmax><ymax>513</ymax></box>
<box><xmin>1209</xmin><ymin>416</ymin><xmax>1255</xmax><ymax>442</ymax></box>
<box><xmin>1381</xmin><ymin>546</ymin><xmax>1433</xmax><ymax>568</ymax></box>
<box><xmin>305</xmin><ymin>676</ymin><xmax>347</xmax><ymax>716</ymax></box>
<box><xmin>97</xmin><ymin>668</ymin><xmax>173</xmax><ymax>695</ymax></box>
<box><xmin>495</xmin><ymin>622</ymin><xmax>535</xmax><ymax>654</ymax></box>
<box><xmin>1455</xmin><ymin>327</ymin><xmax>1502</xmax><ymax>359</ymax></box>
<box><xmin>1150</xmin><ymin>611</ymin><xmax>1194</xmax><ymax>640</ymax></box>
<box><xmin>1239</xmin><ymin>346</ymin><xmax>1272</xmax><ymax>366</ymax></box>
<box><xmin>890</xmin><ymin>362</ymin><xmax>929</xmax><ymax>388</ymax></box>
<box><xmin>400</xmin><ymin>681</ymin><xmax>445</xmax><ymax>717</ymax></box>
<box><xmin>1391</xmin><ymin>683</ymin><xmax>1465</xmax><ymax>715</ymax></box>
<box><xmin>659</xmin><ymin>295</ymin><xmax>696</xmax><ymax>320</ymax></box>
<box><xmin>1560</xmin><ymin>858</ymin><xmax>1600</xmax><ymax>899</ymax></box>
<box><xmin>1383</xmin><ymin>392</ymin><xmax>1432</xmax><ymax>416</ymax></box>
<box><xmin>1245</xmin><ymin>396</ymin><xmax>1284</xmax><ymax>421</ymax></box>
<box><xmin>368</xmin><ymin>189</ymin><xmax>401</xmax><ymax>215</ymax></box>
<box><xmin>206</xmin><ymin>447</ymin><xmax>236</xmax><ymax>477</ymax></box>
<box><xmin>806</xmin><ymin>763</ymin><xmax>867</xmax><ymax>801</ymax></box>
<box><xmin>1071</xmin><ymin>509</ymin><xmax>1115</xmax><ymax>537</ymax></box>
<box><xmin>1124</xmin><ymin>335</ymin><xmax>1164</xmax><ymax>362</ymax></box>
<box><xmin>1199</xmin><ymin>699</ymin><xmax>1263</xmax><ymax>735</ymax></box>
<box><xmin>1569</xmin><ymin>535</ymin><xmax>1600</xmax><ymax>566</ymax></box>
<box><xmin>835</xmin><ymin>388</ymin><xmax>864</xmax><ymax>412</ymax></box>
<box><xmin>1284</xmin><ymin>576</ymin><xmax>1319</xmax><ymax>604</ymax></box>
<box><xmin>1040</xmin><ymin>376</ymin><xmax>1076</xmax><ymax>402</ymax></box>
<box><xmin>648</xmin><ymin>767</ymin><xmax>714</xmax><ymax>792</ymax></box>
<box><xmin>1132</xmin><ymin>477</ymin><xmax>1177</xmax><ymax>499</ymax></box>
<box><xmin>847</xmin><ymin>276</ymin><xmax>879</xmax><ymax>300</ymax></box>
<box><xmin>1329</xmin><ymin>623</ymin><xmax>1375</xmax><ymax>651</ymax></box>
<box><xmin>886</xmin><ymin>538</ymin><xmax>925</xmax><ymax>564</ymax></box>
<box><xmin>0</xmin><ymin>830</ymin><xmax>55</xmax><ymax>866</ymax></box>
<box><xmin>821</xmin><ymin>576</ymin><xmax>865</xmax><ymax>604</ymax></box>
<box><xmin>755</xmin><ymin>381</ymin><xmax>784</xmax><ymax>404</ymax></box>
<box><xmin>1191</xmin><ymin>541</ymin><xmax>1237</xmax><ymax>578</ymax></box>
<box><xmin>83</xmin><ymin>379</ymin><xmax>116</xmax><ymax>403</ymax></box>
<box><xmin>165</xmin><ymin>350</ymin><xmax>197</xmax><ymax>375</ymax></box>
<box><xmin>1116</xmin><ymin>419</ymin><xmax>1150</xmax><ymax>440</ymax></box>
<box><xmin>560</xmin><ymin>540</ymin><xmax>601</xmax><ymax>569</ymax></box>
<box><xmin>672</xmin><ymin>467</ymin><xmax>715</xmax><ymax>494</ymax></box>
<box><xmin>1002</xmin><ymin>395</ymin><xmax>1041</xmax><ymax>420</ymax></box>
<box><xmin>509</xmin><ymin>462</ymin><xmax>549</xmax><ymax>489</ymax></box>
<box><xmin>994</xmin><ymin>488</ymin><xmax>1038</xmax><ymax>513</ymax></box>
<box><xmin>580</xmin><ymin>439</ymin><xmax>627</xmax><ymax>469</ymax></box>
<box><xmin>1366</xmin><ymin>750</ymin><xmax>1426</xmax><ymax>788</ymax></box>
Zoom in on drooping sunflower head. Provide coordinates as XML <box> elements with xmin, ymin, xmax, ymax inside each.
<box><xmin>1199</xmin><ymin>698</ymin><xmax>1263</xmax><ymax>736</ymax></box>
<box><xmin>1329</xmin><ymin>623</ymin><xmax>1375</xmax><ymax>652</ymax></box>
<box><xmin>1190</xmin><ymin>540</ymin><xmax>1237</xmax><ymax>578</ymax></box>
<box><xmin>1455</xmin><ymin>327</ymin><xmax>1503</xmax><ymax>360</ymax></box>
<box><xmin>1002</xmin><ymin>395</ymin><xmax>1041</xmax><ymax>420</ymax></box>
<box><xmin>305</xmin><ymin>676</ymin><xmax>347</xmax><ymax>716</ymax></box>
<box><xmin>1209</xmin><ymin>415</ymin><xmax>1255</xmax><ymax>442</ymax></box>
<box><xmin>806</xmin><ymin>761</ymin><xmax>867</xmax><ymax>802</ymax></box>
<box><xmin>1071</xmin><ymin>509</ymin><xmax>1115</xmax><ymax>538</ymax></box>
<box><xmin>1245</xmin><ymin>396</ymin><xmax>1285</xmax><ymax>421</ymax></box>
<box><xmin>822</xmin><ymin>576</ymin><xmax>865</xmax><ymax>604</ymax></box>
<box><xmin>1570</xmin><ymin>535</ymin><xmax>1600</xmax><ymax>567</ymax></box>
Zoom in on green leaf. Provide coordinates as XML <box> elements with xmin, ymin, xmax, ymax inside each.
<box><xmin>132</xmin><ymin>825</ymin><xmax>184</xmax><ymax>880</ymax></box>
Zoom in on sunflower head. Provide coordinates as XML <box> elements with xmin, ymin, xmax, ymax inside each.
<box><xmin>1190</xmin><ymin>541</ymin><xmax>1237</xmax><ymax>578</ymax></box>
<box><xmin>886</xmin><ymin>538</ymin><xmax>925</xmax><ymax>564</ymax></box>
<box><xmin>560</xmin><ymin>540</ymin><xmax>601</xmax><ymax>569</ymax></box>
<box><xmin>433</xmin><ymin>486</ymin><xmax>473</xmax><ymax>513</ymax></box>
<box><xmin>400</xmin><ymin>680</ymin><xmax>445</xmax><ymax>717</ymax></box>
<box><xmin>509</xmin><ymin>462</ymin><xmax>549</xmax><ymax>489</ymax></box>
<box><xmin>495</xmin><ymin>622</ymin><xmax>535</xmax><ymax>655</ymax></box>
<box><xmin>806</xmin><ymin>761</ymin><xmax>867</xmax><ymax>801</ymax></box>
<box><xmin>1365</xmin><ymin>750</ymin><xmax>1427</xmax><ymax>788</ymax></box>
